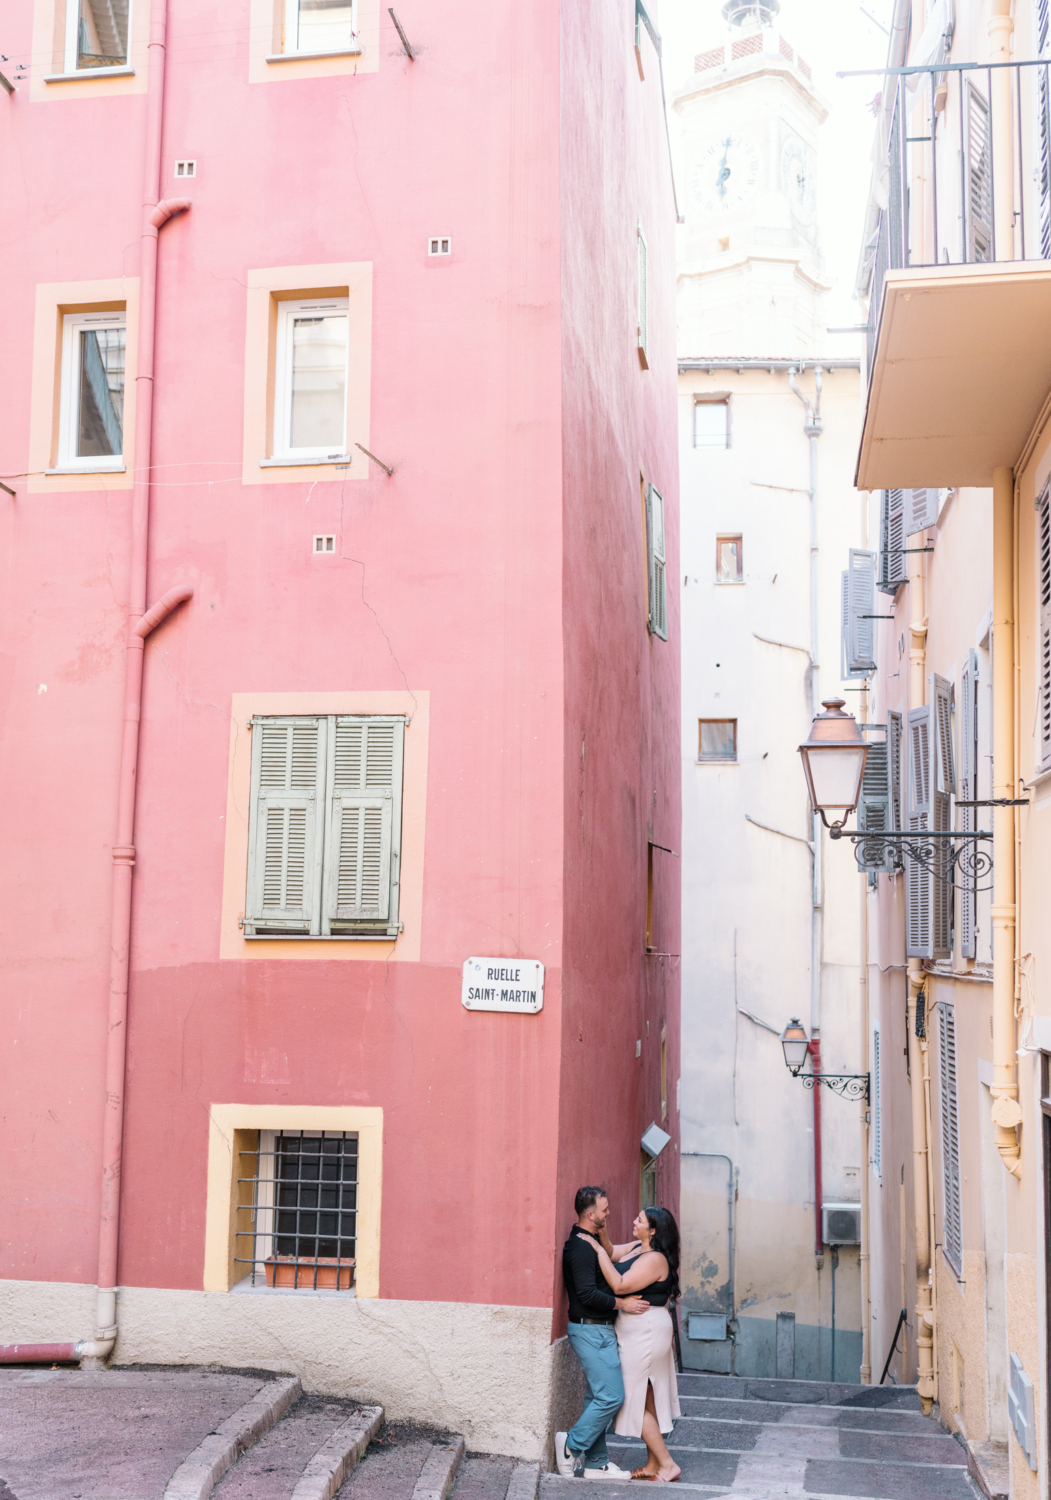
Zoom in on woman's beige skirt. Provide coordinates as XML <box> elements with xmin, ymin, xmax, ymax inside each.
<box><xmin>613</xmin><ymin>1304</ymin><xmax>681</xmax><ymax>1437</ymax></box>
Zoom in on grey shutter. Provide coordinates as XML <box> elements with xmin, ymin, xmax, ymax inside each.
<box><xmin>938</xmin><ymin>1004</ymin><xmax>963</xmax><ymax>1275</ymax></box>
<box><xmin>647</xmin><ymin>486</ymin><xmax>667</xmax><ymax>640</ymax></box>
<box><xmin>871</xmin><ymin>1027</ymin><xmax>882</xmax><ymax>1182</ymax></box>
<box><xmin>906</xmin><ymin>705</ymin><xmax>933</xmax><ymax>958</ymax></box>
<box><xmin>878</xmin><ymin>488</ymin><xmax>907</xmax><ymax>593</ymax></box>
<box><xmin>888</xmin><ymin>709</ymin><xmax>904</xmax><ymax>868</ymax></box>
<box><xmin>1038</xmin><ymin>1</ymin><xmax>1051</xmax><ymax>259</ymax></box>
<box><xmin>931</xmin><ymin>673</ymin><xmax>954</xmax><ymax>959</ymax></box>
<box><xmin>1038</xmin><ymin>483</ymin><xmax>1051</xmax><ymax>770</ymax></box>
<box><xmin>637</xmin><ymin>228</ymin><xmax>649</xmax><ymax>366</ymax></box>
<box><xmin>905</xmin><ymin>488</ymin><xmax>939</xmax><ymax>537</ymax></box>
<box><xmin>858</xmin><ymin>736</ymin><xmax>890</xmax><ymax>870</ymax></box>
<box><xmin>323</xmin><ymin>717</ymin><xmax>404</xmax><ymax>934</ymax></box>
<box><xmin>245</xmin><ymin>717</ymin><xmax>326</xmax><ymax>935</ymax></box>
<box><xmin>959</xmin><ymin>651</ymin><xmax>977</xmax><ymax>958</ymax></box>
<box><xmin>840</xmin><ymin>571</ymin><xmax>850</xmax><ymax>680</ymax></box>
<box><xmin>846</xmin><ymin>549</ymin><xmax>877</xmax><ymax>676</ymax></box>
<box><xmin>966</xmin><ymin>83</ymin><xmax>993</xmax><ymax>261</ymax></box>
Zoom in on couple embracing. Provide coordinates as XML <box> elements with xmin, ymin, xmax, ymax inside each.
<box><xmin>556</xmin><ymin>1186</ymin><xmax>681</xmax><ymax>1483</ymax></box>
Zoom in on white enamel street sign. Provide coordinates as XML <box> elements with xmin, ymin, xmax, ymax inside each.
<box><xmin>462</xmin><ymin>957</ymin><xmax>544</xmax><ymax>1014</ymax></box>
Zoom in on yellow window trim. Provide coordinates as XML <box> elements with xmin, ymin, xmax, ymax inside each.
<box><xmin>204</xmin><ymin>1102</ymin><xmax>383</xmax><ymax>1297</ymax></box>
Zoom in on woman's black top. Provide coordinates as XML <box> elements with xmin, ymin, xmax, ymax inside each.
<box><xmin>614</xmin><ymin>1248</ymin><xmax>674</xmax><ymax>1306</ymax></box>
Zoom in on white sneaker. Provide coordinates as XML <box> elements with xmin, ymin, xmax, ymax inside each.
<box><xmin>554</xmin><ymin>1433</ymin><xmax>578</xmax><ymax>1479</ymax></box>
<box><xmin>584</xmin><ymin>1460</ymin><xmax>631</xmax><ymax>1480</ymax></box>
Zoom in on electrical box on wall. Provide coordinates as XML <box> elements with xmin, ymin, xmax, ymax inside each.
<box><xmin>687</xmin><ymin>1312</ymin><xmax>727</xmax><ymax>1342</ymax></box>
<box><xmin>822</xmin><ymin>1202</ymin><xmax>861</xmax><ymax>1245</ymax></box>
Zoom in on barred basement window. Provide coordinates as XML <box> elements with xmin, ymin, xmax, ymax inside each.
<box><xmin>236</xmin><ymin>1131</ymin><xmax>358</xmax><ymax>1290</ymax></box>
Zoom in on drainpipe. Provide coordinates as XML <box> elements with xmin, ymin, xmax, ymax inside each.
<box><xmin>1</xmin><ymin>0</ymin><xmax>192</xmax><ymax>1370</ymax></box>
<box><xmin>789</xmin><ymin>365</ymin><xmax>825</xmax><ymax>1266</ymax></box>
<box><xmin>991</xmin><ymin>466</ymin><xmax>1022</xmax><ymax>1175</ymax></box>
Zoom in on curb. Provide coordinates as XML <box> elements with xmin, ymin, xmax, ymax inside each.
<box><xmin>506</xmin><ymin>1460</ymin><xmax>541</xmax><ymax>1500</ymax></box>
<box><xmin>290</xmin><ymin>1403</ymin><xmax>385</xmax><ymax>1500</ymax></box>
<box><xmin>164</xmin><ymin>1374</ymin><xmax>301</xmax><ymax>1500</ymax></box>
<box><xmin>411</xmin><ymin>1436</ymin><xmax>466</xmax><ymax>1500</ymax></box>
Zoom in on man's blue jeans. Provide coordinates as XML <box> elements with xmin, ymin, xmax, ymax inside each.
<box><xmin>566</xmin><ymin>1322</ymin><xmax>624</xmax><ymax>1469</ymax></box>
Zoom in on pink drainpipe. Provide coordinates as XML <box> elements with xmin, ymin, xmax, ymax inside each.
<box><xmin>0</xmin><ymin>0</ymin><xmax>192</xmax><ymax>1369</ymax></box>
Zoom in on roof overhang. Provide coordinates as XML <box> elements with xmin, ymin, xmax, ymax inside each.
<box><xmin>856</xmin><ymin>262</ymin><xmax>1051</xmax><ymax>491</ymax></box>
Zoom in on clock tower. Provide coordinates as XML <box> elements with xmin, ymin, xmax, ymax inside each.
<box><xmin>673</xmin><ymin>3</ymin><xmax>832</xmax><ymax>355</ymax></box>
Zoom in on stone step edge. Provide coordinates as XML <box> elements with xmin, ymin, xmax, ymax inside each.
<box><xmin>290</xmin><ymin>1403</ymin><xmax>385</xmax><ymax>1500</ymax></box>
<box><xmin>412</xmin><ymin>1436</ymin><xmax>466</xmax><ymax>1500</ymax></box>
<box><xmin>164</xmin><ymin>1374</ymin><xmax>302</xmax><ymax>1500</ymax></box>
<box><xmin>506</xmin><ymin>1460</ymin><xmax>541</xmax><ymax>1500</ymax></box>
<box><xmin>544</xmin><ymin>1480</ymin><xmax>918</xmax><ymax>1499</ymax></box>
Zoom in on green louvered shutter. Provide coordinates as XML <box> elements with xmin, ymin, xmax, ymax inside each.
<box><xmin>245</xmin><ymin>717</ymin><xmax>326</xmax><ymax>935</ymax></box>
<box><xmin>323</xmin><ymin>717</ymin><xmax>405</xmax><ymax>934</ymax></box>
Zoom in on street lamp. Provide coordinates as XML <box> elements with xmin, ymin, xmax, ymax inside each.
<box><xmin>780</xmin><ymin>1018</ymin><xmax>810</xmax><ymax>1076</ymax></box>
<box><xmin>798</xmin><ymin>697</ymin><xmax>869</xmax><ymax>833</ymax></box>
<box><xmin>780</xmin><ymin>1016</ymin><xmax>870</xmax><ymax>1101</ymax></box>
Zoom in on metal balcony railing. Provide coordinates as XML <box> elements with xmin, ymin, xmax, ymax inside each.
<box><xmin>862</xmin><ymin>56</ymin><xmax>1051</xmax><ymax>378</ymax></box>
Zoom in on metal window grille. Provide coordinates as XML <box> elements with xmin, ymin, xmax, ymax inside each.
<box><xmin>236</xmin><ymin>1130</ymin><xmax>358</xmax><ymax>1290</ymax></box>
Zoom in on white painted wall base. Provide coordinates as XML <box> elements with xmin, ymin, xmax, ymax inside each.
<box><xmin>0</xmin><ymin>1279</ymin><xmax>575</xmax><ymax>1459</ymax></box>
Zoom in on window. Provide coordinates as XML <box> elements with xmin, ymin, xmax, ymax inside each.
<box><xmin>273</xmin><ymin>298</ymin><xmax>350</xmax><ymax>460</ymax></box>
<box><xmin>938</xmin><ymin>1004</ymin><xmax>963</xmax><ymax>1276</ymax></box>
<box><xmin>660</xmin><ymin>1025</ymin><xmax>668</xmax><ymax>1122</ymax></box>
<box><xmin>1038</xmin><ymin>481</ymin><xmax>1051</xmax><ymax>772</ymax></box>
<box><xmin>694</xmin><ymin>398</ymin><xmax>730</xmax><ymax>449</ymax></box>
<box><xmin>58</xmin><ymin>311</ymin><xmax>126</xmax><ymax>470</ymax></box>
<box><xmin>65</xmin><ymin>0</ymin><xmax>131</xmax><ymax>71</ymax></box>
<box><xmin>236</xmin><ymin>1130</ymin><xmax>357</xmax><ymax>1290</ymax></box>
<box><xmin>645</xmin><ymin>485</ymin><xmax>666</xmax><ymax>639</ymax></box>
<box><xmin>283</xmin><ymin>0</ymin><xmax>357</xmax><ymax>53</ymax></box>
<box><xmin>871</xmin><ymin>1027</ymin><xmax>882</xmax><ymax>1182</ymax></box>
<box><xmin>716</xmin><ymin>535</ymin><xmax>743</xmax><ymax>584</ymax></box>
<box><xmin>637</xmin><ymin>227</ymin><xmax>649</xmax><ymax>369</ymax></box>
<box><xmin>244</xmin><ymin>714</ymin><xmax>404</xmax><ymax>938</ymax></box>
<box><xmin>699</xmin><ymin>719</ymin><xmax>736</xmax><ymax>762</ymax></box>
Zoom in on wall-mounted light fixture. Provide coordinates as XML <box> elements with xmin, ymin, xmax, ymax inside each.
<box><xmin>797</xmin><ymin>698</ymin><xmax>868</xmax><ymax>832</ymax></box>
<box><xmin>780</xmin><ymin>1017</ymin><xmax>870</xmax><ymax>1102</ymax></box>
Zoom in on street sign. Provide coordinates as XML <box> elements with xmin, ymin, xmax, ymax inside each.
<box><xmin>461</xmin><ymin>957</ymin><xmax>544</xmax><ymax>1014</ymax></box>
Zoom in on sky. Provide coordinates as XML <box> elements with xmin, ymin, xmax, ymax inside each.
<box><xmin>659</xmin><ymin>0</ymin><xmax>897</xmax><ymax>352</ymax></box>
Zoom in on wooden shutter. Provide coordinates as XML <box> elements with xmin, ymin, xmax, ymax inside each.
<box><xmin>930</xmin><ymin>674</ymin><xmax>954</xmax><ymax>959</ymax></box>
<box><xmin>966</xmin><ymin>84</ymin><xmax>993</xmax><ymax>262</ymax></box>
<box><xmin>647</xmin><ymin>486</ymin><xmax>667</xmax><ymax>640</ymax></box>
<box><xmin>1038</xmin><ymin>483</ymin><xmax>1051</xmax><ymax>771</ymax></box>
<box><xmin>878</xmin><ymin>489</ymin><xmax>907</xmax><ymax>593</ymax></box>
<box><xmin>323</xmin><ymin>717</ymin><xmax>404</xmax><ymax>933</ymax></box>
<box><xmin>905</xmin><ymin>488</ymin><xmax>939</xmax><ymax>537</ymax></box>
<box><xmin>938</xmin><ymin>1003</ymin><xmax>963</xmax><ymax>1275</ymax></box>
<box><xmin>858</xmin><ymin>736</ymin><xmax>890</xmax><ymax>870</ymax></box>
<box><xmin>637</xmin><ymin>228</ymin><xmax>649</xmax><ymax>367</ymax></box>
<box><xmin>871</xmin><ymin>1027</ymin><xmax>882</xmax><ymax>1182</ymax></box>
<box><xmin>959</xmin><ymin>651</ymin><xmax>978</xmax><ymax>958</ymax></box>
<box><xmin>888</xmin><ymin>709</ymin><xmax>904</xmax><ymax>868</ymax></box>
<box><xmin>245</xmin><ymin>717</ymin><xmax>326</xmax><ymax>935</ymax></box>
<box><xmin>906</xmin><ymin>705</ymin><xmax>933</xmax><ymax>959</ymax></box>
<box><xmin>846</xmin><ymin>549</ymin><xmax>877</xmax><ymax>676</ymax></box>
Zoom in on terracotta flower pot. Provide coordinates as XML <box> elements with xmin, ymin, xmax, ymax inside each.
<box><xmin>264</xmin><ymin>1256</ymin><xmax>355</xmax><ymax>1290</ymax></box>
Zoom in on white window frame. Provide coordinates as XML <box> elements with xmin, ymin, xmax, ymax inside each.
<box><xmin>283</xmin><ymin>0</ymin><xmax>358</xmax><ymax>56</ymax></box>
<box><xmin>57</xmin><ymin>309</ymin><xmax>127</xmax><ymax>471</ymax></box>
<box><xmin>64</xmin><ymin>0</ymin><xmax>133</xmax><ymax>73</ymax></box>
<box><xmin>272</xmin><ymin>298</ymin><xmax>350</xmax><ymax>461</ymax></box>
<box><xmin>694</xmin><ymin>397</ymin><xmax>730</xmax><ymax>449</ymax></box>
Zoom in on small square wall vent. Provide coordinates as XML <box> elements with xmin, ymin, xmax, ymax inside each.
<box><xmin>174</xmin><ymin>160</ymin><xmax>196</xmax><ymax>178</ymax></box>
<box><xmin>428</xmin><ymin>236</ymin><xmax>452</xmax><ymax>256</ymax></box>
<box><xmin>312</xmin><ymin>535</ymin><xmax>336</xmax><ymax>554</ymax></box>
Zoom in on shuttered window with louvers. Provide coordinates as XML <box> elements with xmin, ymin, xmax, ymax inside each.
<box><xmin>931</xmin><ymin>674</ymin><xmax>954</xmax><ymax>959</ymax></box>
<box><xmin>878</xmin><ymin>489</ymin><xmax>907</xmax><ymax>593</ymax></box>
<box><xmin>906</xmin><ymin>705</ymin><xmax>933</xmax><ymax>958</ymax></box>
<box><xmin>966</xmin><ymin>84</ymin><xmax>993</xmax><ymax>262</ymax></box>
<box><xmin>843</xmin><ymin>550</ymin><xmax>877</xmax><ymax>677</ymax></box>
<box><xmin>858</xmin><ymin>736</ymin><xmax>890</xmax><ymax>870</ymax></box>
<box><xmin>938</xmin><ymin>1003</ymin><xmax>963</xmax><ymax>1275</ymax></box>
<box><xmin>323</xmin><ymin>717</ymin><xmax>404</xmax><ymax>933</ymax></box>
<box><xmin>959</xmin><ymin>651</ymin><xmax>978</xmax><ymax>958</ymax></box>
<box><xmin>246</xmin><ymin>717</ymin><xmax>326</xmax><ymax>935</ymax></box>
<box><xmin>905</xmin><ymin>488</ymin><xmax>939</xmax><ymax>538</ymax></box>
<box><xmin>647</xmin><ymin>486</ymin><xmax>667</xmax><ymax>640</ymax></box>
<box><xmin>245</xmin><ymin>714</ymin><xmax>405</xmax><ymax>939</ymax></box>
<box><xmin>888</xmin><ymin>709</ymin><xmax>904</xmax><ymax>869</ymax></box>
<box><xmin>871</xmin><ymin>1027</ymin><xmax>882</xmax><ymax>1183</ymax></box>
<box><xmin>1038</xmin><ymin>482</ymin><xmax>1051</xmax><ymax>771</ymax></box>
<box><xmin>1038</xmin><ymin>0</ymin><xmax>1051</xmax><ymax>259</ymax></box>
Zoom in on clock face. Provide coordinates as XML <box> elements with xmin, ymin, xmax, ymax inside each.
<box><xmin>782</xmin><ymin>136</ymin><xmax>816</xmax><ymax>224</ymax></box>
<box><xmin>692</xmin><ymin>133</ymin><xmax>760</xmax><ymax>215</ymax></box>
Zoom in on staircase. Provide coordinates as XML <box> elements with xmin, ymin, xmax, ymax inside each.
<box><xmin>543</xmin><ymin>1371</ymin><xmax>975</xmax><ymax>1500</ymax></box>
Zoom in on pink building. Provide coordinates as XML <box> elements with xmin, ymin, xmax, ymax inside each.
<box><xmin>0</xmin><ymin>0</ymin><xmax>680</xmax><ymax>1457</ymax></box>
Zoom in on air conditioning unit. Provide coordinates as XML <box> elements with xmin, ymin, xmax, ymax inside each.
<box><xmin>822</xmin><ymin>1202</ymin><xmax>861</xmax><ymax>1246</ymax></box>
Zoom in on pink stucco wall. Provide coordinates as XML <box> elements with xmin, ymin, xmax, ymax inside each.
<box><xmin>0</xmin><ymin>0</ymin><xmax>677</xmax><ymax>1318</ymax></box>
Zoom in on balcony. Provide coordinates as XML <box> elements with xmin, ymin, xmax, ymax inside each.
<box><xmin>857</xmin><ymin>59</ymin><xmax>1051</xmax><ymax>491</ymax></box>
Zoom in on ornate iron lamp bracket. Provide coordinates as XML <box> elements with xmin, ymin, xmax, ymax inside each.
<box><xmin>828</xmin><ymin>827</ymin><xmax>993</xmax><ymax>891</ymax></box>
<box><xmin>795</xmin><ymin>1072</ymin><xmax>871</xmax><ymax>1103</ymax></box>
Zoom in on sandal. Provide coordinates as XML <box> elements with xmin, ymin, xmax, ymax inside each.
<box><xmin>631</xmin><ymin>1470</ymin><xmax>658</xmax><ymax>1481</ymax></box>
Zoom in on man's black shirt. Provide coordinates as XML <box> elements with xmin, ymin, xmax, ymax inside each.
<box><xmin>563</xmin><ymin>1225</ymin><xmax>617</xmax><ymax>1320</ymax></box>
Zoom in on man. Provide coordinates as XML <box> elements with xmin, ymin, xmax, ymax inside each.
<box><xmin>555</xmin><ymin>1186</ymin><xmax>647</xmax><ymax>1479</ymax></box>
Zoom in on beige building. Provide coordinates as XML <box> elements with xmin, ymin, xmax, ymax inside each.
<box><xmin>853</xmin><ymin>0</ymin><xmax>1051</xmax><ymax>1494</ymax></box>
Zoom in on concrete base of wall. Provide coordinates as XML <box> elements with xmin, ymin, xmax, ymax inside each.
<box><xmin>682</xmin><ymin>1314</ymin><xmax>863</xmax><ymax>1384</ymax></box>
<box><xmin>0</xmin><ymin>1279</ymin><xmax>571</xmax><ymax>1459</ymax></box>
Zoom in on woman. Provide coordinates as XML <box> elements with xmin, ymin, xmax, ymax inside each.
<box><xmin>581</xmin><ymin>1206</ymin><xmax>681</xmax><ymax>1482</ymax></box>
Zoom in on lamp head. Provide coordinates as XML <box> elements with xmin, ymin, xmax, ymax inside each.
<box><xmin>798</xmin><ymin>698</ymin><xmax>869</xmax><ymax>832</ymax></box>
<box><xmin>781</xmin><ymin>1017</ymin><xmax>810</xmax><ymax>1076</ymax></box>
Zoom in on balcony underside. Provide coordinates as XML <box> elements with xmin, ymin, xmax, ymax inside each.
<box><xmin>856</xmin><ymin>263</ymin><xmax>1051</xmax><ymax>491</ymax></box>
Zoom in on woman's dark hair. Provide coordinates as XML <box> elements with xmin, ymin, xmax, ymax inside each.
<box><xmin>643</xmin><ymin>1206</ymin><xmax>680</xmax><ymax>1299</ymax></box>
